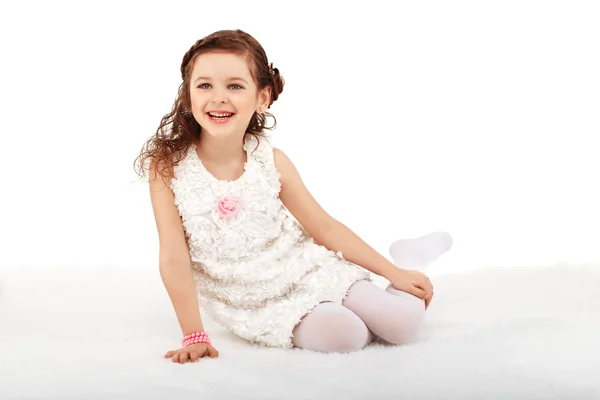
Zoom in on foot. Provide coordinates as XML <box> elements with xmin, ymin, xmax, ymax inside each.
<box><xmin>389</xmin><ymin>231</ymin><xmax>453</xmax><ymax>271</ymax></box>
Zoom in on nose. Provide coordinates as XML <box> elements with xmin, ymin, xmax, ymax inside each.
<box><xmin>211</xmin><ymin>87</ymin><xmax>229</xmax><ymax>104</ymax></box>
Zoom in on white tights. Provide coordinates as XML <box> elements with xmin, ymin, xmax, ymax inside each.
<box><xmin>291</xmin><ymin>231</ymin><xmax>453</xmax><ymax>352</ymax></box>
<box><xmin>291</xmin><ymin>280</ymin><xmax>425</xmax><ymax>352</ymax></box>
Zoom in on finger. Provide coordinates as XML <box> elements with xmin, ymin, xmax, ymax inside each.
<box><xmin>179</xmin><ymin>351</ymin><xmax>189</xmax><ymax>364</ymax></box>
<box><xmin>415</xmin><ymin>280</ymin><xmax>433</xmax><ymax>299</ymax></box>
<box><xmin>409</xmin><ymin>286</ymin><xmax>427</xmax><ymax>299</ymax></box>
<box><xmin>425</xmin><ymin>285</ymin><xmax>434</xmax><ymax>309</ymax></box>
<box><xmin>420</xmin><ymin>285</ymin><xmax>432</xmax><ymax>298</ymax></box>
<box><xmin>208</xmin><ymin>346</ymin><xmax>219</xmax><ymax>358</ymax></box>
<box><xmin>164</xmin><ymin>350</ymin><xmax>175</xmax><ymax>358</ymax></box>
<box><xmin>189</xmin><ymin>351</ymin><xmax>199</xmax><ymax>362</ymax></box>
<box><xmin>173</xmin><ymin>352</ymin><xmax>186</xmax><ymax>364</ymax></box>
<box><xmin>426</xmin><ymin>279</ymin><xmax>434</xmax><ymax>294</ymax></box>
<box><xmin>414</xmin><ymin>279</ymin><xmax>430</xmax><ymax>291</ymax></box>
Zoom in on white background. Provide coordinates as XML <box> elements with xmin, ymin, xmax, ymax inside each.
<box><xmin>1</xmin><ymin>0</ymin><xmax>598</xmax><ymax>273</ymax></box>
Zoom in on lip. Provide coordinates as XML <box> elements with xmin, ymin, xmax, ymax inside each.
<box><xmin>206</xmin><ymin>111</ymin><xmax>235</xmax><ymax>114</ymax></box>
<box><xmin>206</xmin><ymin>111</ymin><xmax>235</xmax><ymax>125</ymax></box>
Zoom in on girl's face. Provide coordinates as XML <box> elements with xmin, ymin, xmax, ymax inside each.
<box><xmin>189</xmin><ymin>51</ymin><xmax>269</xmax><ymax>140</ymax></box>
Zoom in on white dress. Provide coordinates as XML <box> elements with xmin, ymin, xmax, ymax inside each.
<box><xmin>170</xmin><ymin>134</ymin><xmax>371</xmax><ymax>348</ymax></box>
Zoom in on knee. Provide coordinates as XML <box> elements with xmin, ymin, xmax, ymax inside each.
<box><xmin>325</xmin><ymin>314</ymin><xmax>371</xmax><ymax>353</ymax></box>
<box><xmin>292</xmin><ymin>307</ymin><xmax>371</xmax><ymax>353</ymax></box>
<box><xmin>383</xmin><ymin>296</ymin><xmax>426</xmax><ymax>345</ymax></box>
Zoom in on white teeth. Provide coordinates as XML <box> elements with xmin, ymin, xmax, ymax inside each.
<box><xmin>209</xmin><ymin>112</ymin><xmax>232</xmax><ymax>117</ymax></box>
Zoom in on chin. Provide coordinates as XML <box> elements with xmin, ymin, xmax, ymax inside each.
<box><xmin>200</xmin><ymin>126</ymin><xmax>243</xmax><ymax>140</ymax></box>
<box><xmin>201</xmin><ymin>115</ymin><xmax>250</xmax><ymax>137</ymax></box>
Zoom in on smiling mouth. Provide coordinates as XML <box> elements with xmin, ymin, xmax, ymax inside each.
<box><xmin>207</xmin><ymin>112</ymin><xmax>234</xmax><ymax>120</ymax></box>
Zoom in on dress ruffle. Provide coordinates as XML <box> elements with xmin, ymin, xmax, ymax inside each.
<box><xmin>170</xmin><ymin>134</ymin><xmax>371</xmax><ymax>348</ymax></box>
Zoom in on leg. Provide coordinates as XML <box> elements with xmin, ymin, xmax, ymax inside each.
<box><xmin>335</xmin><ymin>232</ymin><xmax>450</xmax><ymax>345</ymax></box>
<box><xmin>292</xmin><ymin>302</ymin><xmax>374</xmax><ymax>353</ymax></box>
<box><xmin>343</xmin><ymin>280</ymin><xmax>426</xmax><ymax>345</ymax></box>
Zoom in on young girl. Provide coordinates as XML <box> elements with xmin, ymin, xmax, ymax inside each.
<box><xmin>134</xmin><ymin>29</ymin><xmax>453</xmax><ymax>363</ymax></box>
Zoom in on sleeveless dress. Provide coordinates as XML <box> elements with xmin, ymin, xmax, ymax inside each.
<box><xmin>170</xmin><ymin>134</ymin><xmax>371</xmax><ymax>348</ymax></box>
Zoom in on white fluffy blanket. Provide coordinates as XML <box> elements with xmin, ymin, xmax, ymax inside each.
<box><xmin>1</xmin><ymin>265</ymin><xmax>598</xmax><ymax>399</ymax></box>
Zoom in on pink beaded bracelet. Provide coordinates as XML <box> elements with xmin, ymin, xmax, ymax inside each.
<box><xmin>182</xmin><ymin>331</ymin><xmax>211</xmax><ymax>347</ymax></box>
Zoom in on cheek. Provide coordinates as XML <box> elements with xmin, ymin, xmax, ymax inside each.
<box><xmin>189</xmin><ymin>95</ymin><xmax>210</xmax><ymax>123</ymax></box>
<box><xmin>189</xmin><ymin>99</ymin><xmax>208</xmax><ymax>126</ymax></box>
<box><xmin>238</xmin><ymin>97</ymin><xmax>259</xmax><ymax>114</ymax></box>
<box><xmin>189</xmin><ymin>92</ymin><xmax>205</xmax><ymax>110</ymax></box>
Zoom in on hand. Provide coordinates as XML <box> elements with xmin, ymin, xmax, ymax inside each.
<box><xmin>164</xmin><ymin>343</ymin><xmax>219</xmax><ymax>364</ymax></box>
<box><xmin>387</xmin><ymin>268</ymin><xmax>434</xmax><ymax>309</ymax></box>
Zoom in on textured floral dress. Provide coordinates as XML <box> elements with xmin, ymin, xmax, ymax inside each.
<box><xmin>170</xmin><ymin>134</ymin><xmax>371</xmax><ymax>348</ymax></box>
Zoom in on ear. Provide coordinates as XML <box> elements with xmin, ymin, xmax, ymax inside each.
<box><xmin>257</xmin><ymin>86</ymin><xmax>272</xmax><ymax>111</ymax></box>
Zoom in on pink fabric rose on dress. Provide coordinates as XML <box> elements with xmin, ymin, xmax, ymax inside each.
<box><xmin>217</xmin><ymin>197</ymin><xmax>240</xmax><ymax>219</ymax></box>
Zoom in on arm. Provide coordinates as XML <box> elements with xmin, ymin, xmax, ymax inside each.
<box><xmin>273</xmin><ymin>148</ymin><xmax>398</xmax><ymax>280</ymax></box>
<box><xmin>148</xmin><ymin>159</ymin><xmax>205</xmax><ymax>336</ymax></box>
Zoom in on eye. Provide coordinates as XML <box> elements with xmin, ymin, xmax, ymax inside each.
<box><xmin>197</xmin><ymin>83</ymin><xmax>211</xmax><ymax>89</ymax></box>
<box><xmin>230</xmin><ymin>83</ymin><xmax>244</xmax><ymax>90</ymax></box>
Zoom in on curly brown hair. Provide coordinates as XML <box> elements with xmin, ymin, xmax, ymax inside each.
<box><xmin>133</xmin><ymin>29</ymin><xmax>285</xmax><ymax>182</ymax></box>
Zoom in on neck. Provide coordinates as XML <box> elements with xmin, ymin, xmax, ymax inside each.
<box><xmin>196</xmin><ymin>133</ymin><xmax>246</xmax><ymax>164</ymax></box>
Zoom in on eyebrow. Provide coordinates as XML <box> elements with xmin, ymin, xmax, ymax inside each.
<box><xmin>193</xmin><ymin>76</ymin><xmax>249</xmax><ymax>84</ymax></box>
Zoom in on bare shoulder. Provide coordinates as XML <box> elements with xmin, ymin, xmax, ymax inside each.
<box><xmin>272</xmin><ymin>147</ymin><xmax>299</xmax><ymax>185</ymax></box>
<box><xmin>272</xmin><ymin>147</ymin><xmax>291</xmax><ymax>176</ymax></box>
<box><xmin>272</xmin><ymin>147</ymin><xmax>334</xmax><ymax>238</ymax></box>
<box><xmin>148</xmin><ymin>157</ymin><xmax>190</xmax><ymax>266</ymax></box>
